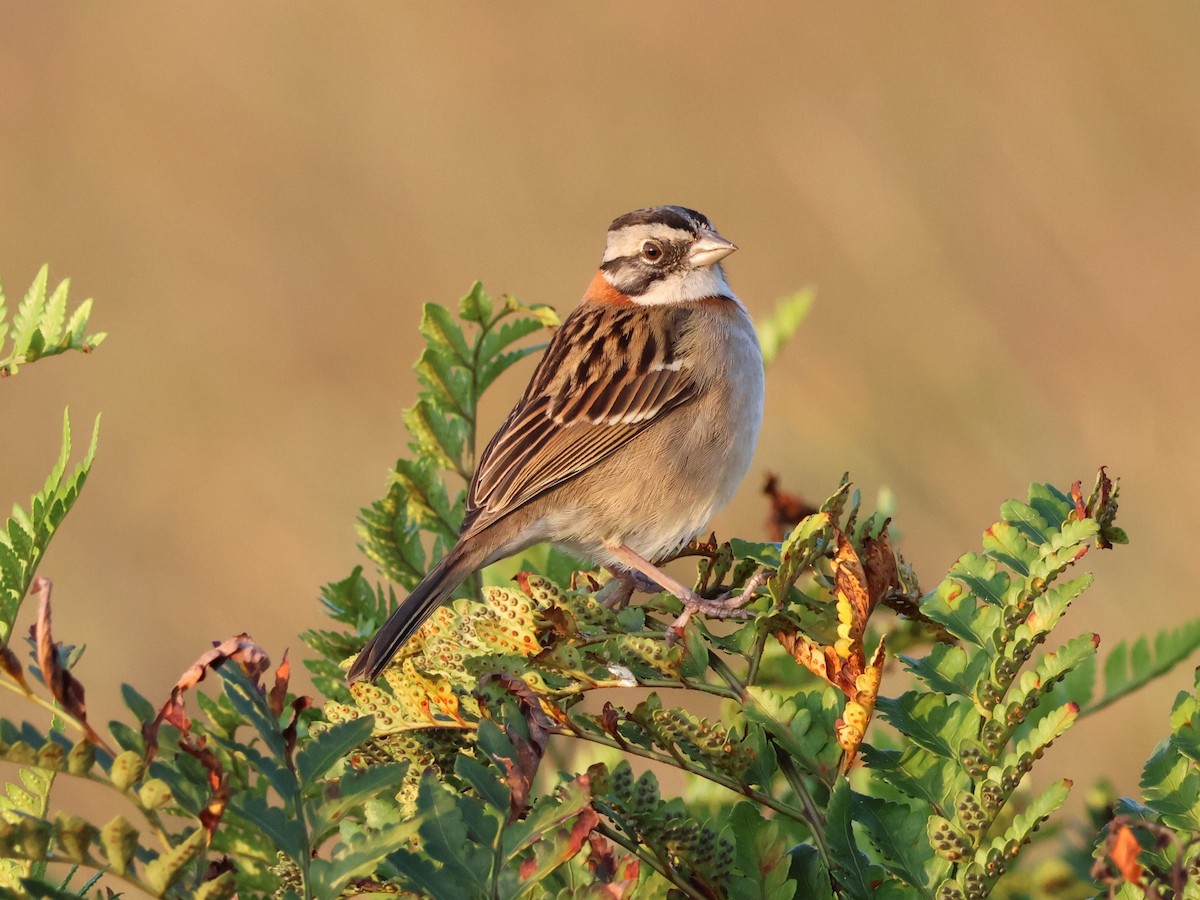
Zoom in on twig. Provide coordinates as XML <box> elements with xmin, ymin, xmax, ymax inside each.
<box><xmin>774</xmin><ymin>740</ymin><xmax>832</xmax><ymax>867</ymax></box>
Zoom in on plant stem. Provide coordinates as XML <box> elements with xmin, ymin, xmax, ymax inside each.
<box><xmin>745</xmin><ymin>629</ymin><xmax>770</xmax><ymax>685</ymax></box>
<box><xmin>545</xmin><ymin>676</ymin><xmax>739</xmax><ymax>703</ymax></box>
<box><xmin>489</xmin><ymin>814</ymin><xmax>508</xmax><ymax>900</ymax></box>
<box><xmin>706</xmin><ymin>652</ymin><xmax>748</xmax><ymax>698</ymax></box>
<box><xmin>774</xmin><ymin>740</ymin><xmax>832</xmax><ymax>867</ymax></box>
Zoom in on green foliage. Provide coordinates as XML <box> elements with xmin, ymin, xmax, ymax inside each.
<box><xmin>0</xmin><ymin>411</ymin><xmax>99</xmax><ymax>646</ymax></box>
<box><xmin>0</xmin><ymin>265</ymin><xmax>106</xmax><ymax>377</ymax></box>
<box><xmin>353</xmin><ymin>283</ymin><xmax>559</xmax><ymax>604</ymax></box>
<box><xmin>1052</xmin><ymin>617</ymin><xmax>1200</xmax><ymax>719</ymax></box>
<box><xmin>1086</xmin><ymin>668</ymin><xmax>1200</xmax><ymax>895</ymax></box>
<box><xmin>4</xmin><ymin>276</ymin><xmax>1198</xmax><ymax>898</ymax></box>
<box><xmin>757</xmin><ymin>288</ymin><xmax>814</xmax><ymax>367</ymax></box>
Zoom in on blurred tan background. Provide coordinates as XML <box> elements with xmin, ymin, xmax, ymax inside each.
<box><xmin>2</xmin><ymin>2</ymin><xmax>1198</xmax><ymax>822</ymax></box>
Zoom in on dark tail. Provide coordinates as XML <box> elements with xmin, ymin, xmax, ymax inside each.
<box><xmin>346</xmin><ymin>545</ymin><xmax>479</xmax><ymax>683</ymax></box>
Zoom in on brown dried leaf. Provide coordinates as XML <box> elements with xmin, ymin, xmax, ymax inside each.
<box><xmin>763</xmin><ymin>474</ymin><xmax>818</xmax><ymax>542</ymax></box>
<box><xmin>601</xmin><ymin>702</ymin><xmax>621</xmax><ymax>738</ymax></box>
<box><xmin>179</xmin><ymin>734</ymin><xmax>228</xmax><ymax>839</ymax></box>
<box><xmin>1085</xmin><ymin>466</ymin><xmax>1123</xmax><ymax>549</ymax></box>
<box><xmin>831</xmin><ymin>528</ymin><xmax>871</xmax><ymax>667</ymax></box>
<box><xmin>1071</xmin><ymin>480</ymin><xmax>1087</xmax><ymax>520</ymax></box>
<box><xmin>30</xmin><ymin>578</ymin><xmax>111</xmax><ymax>751</ymax></box>
<box><xmin>203</xmin><ymin>856</ymin><xmax>236</xmax><ymax>882</ymax></box>
<box><xmin>479</xmin><ymin>672</ymin><xmax>553</xmax><ymax>820</ymax></box>
<box><xmin>0</xmin><ymin>645</ymin><xmax>29</xmax><ymax>692</ymax></box>
<box><xmin>860</xmin><ymin>525</ymin><xmax>901</xmax><ymax>606</ymax></box>
<box><xmin>773</xmin><ymin>629</ymin><xmax>839</xmax><ymax>684</ymax></box>
<box><xmin>269</xmin><ymin>650</ymin><xmax>291</xmax><ymax>719</ymax></box>
<box><xmin>144</xmin><ymin>634</ymin><xmax>271</xmax><ymax>760</ymax></box>
<box><xmin>770</xmin><ymin>530</ymin><xmax>890</xmax><ymax>773</ymax></box>
<box><xmin>282</xmin><ymin>695</ymin><xmax>314</xmax><ymax>764</ymax></box>
<box><xmin>837</xmin><ymin>638</ymin><xmax>886</xmax><ymax>773</ymax></box>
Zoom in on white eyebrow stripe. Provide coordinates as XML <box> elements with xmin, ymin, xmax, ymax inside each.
<box><xmin>603</xmin><ymin>224</ymin><xmax>694</xmax><ymax>262</ymax></box>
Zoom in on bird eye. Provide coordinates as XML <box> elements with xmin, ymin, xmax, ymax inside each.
<box><xmin>641</xmin><ymin>240</ymin><xmax>663</xmax><ymax>262</ymax></box>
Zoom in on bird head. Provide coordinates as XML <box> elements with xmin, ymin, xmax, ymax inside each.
<box><xmin>594</xmin><ymin>206</ymin><xmax>737</xmax><ymax>305</ymax></box>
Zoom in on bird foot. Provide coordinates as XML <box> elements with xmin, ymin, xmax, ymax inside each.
<box><xmin>667</xmin><ymin>570</ymin><xmax>768</xmax><ymax>637</ymax></box>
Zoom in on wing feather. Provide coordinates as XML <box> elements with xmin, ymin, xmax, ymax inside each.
<box><xmin>464</xmin><ymin>302</ymin><xmax>695</xmax><ymax>534</ymax></box>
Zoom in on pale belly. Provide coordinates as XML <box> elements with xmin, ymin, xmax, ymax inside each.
<box><xmin>538</xmin><ymin>307</ymin><xmax>765</xmax><ymax>566</ymax></box>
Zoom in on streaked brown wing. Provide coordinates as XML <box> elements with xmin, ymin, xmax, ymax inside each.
<box><xmin>463</xmin><ymin>302</ymin><xmax>695</xmax><ymax>535</ymax></box>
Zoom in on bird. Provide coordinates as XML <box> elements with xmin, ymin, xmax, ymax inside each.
<box><xmin>347</xmin><ymin>206</ymin><xmax>765</xmax><ymax>683</ymax></box>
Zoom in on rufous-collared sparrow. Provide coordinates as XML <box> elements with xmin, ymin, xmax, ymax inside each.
<box><xmin>348</xmin><ymin>206</ymin><xmax>765</xmax><ymax>682</ymax></box>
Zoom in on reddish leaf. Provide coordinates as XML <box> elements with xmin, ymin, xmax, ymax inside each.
<box><xmin>587</xmin><ymin>832</ymin><xmax>618</xmax><ymax>881</ymax></box>
<box><xmin>586</xmin><ymin>832</ymin><xmax>639</xmax><ymax>896</ymax></box>
<box><xmin>1108</xmin><ymin>823</ymin><xmax>1143</xmax><ymax>885</ymax></box>
<box><xmin>566</xmin><ymin>806</ymin><xmax>601</xmax><ymax>857</ymax></box>
<box><xmin>1071</xmin><ymin>480</ymin><xmax>1086</xmax><ymax>518</ymax></box>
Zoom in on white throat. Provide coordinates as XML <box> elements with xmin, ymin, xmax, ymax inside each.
<box><xmin>624</xmin><ymin>264</ymin><xmax>734</xmax><ymax>306</ymax></box>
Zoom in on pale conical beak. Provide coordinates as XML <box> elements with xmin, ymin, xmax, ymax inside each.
<box><xmin>689</xmin><ymin>228</ymin><xmax>738</xmax><ymax>267</ymax></box>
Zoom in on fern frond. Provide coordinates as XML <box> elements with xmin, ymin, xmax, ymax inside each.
<box><xmin>0</xmin><ymin>411</ymin><xmax>100</xmax><ymax>645</ymax></box>
<box><xmin>0</xmin><ymin>266</ymin><xmax>105</xmax><ymax>377</ymax></box>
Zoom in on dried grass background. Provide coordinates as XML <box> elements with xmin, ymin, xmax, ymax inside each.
<box><xmin>2</xmin><ymin>3</ymin><xmax>1198</xmax><ymax>831</ymax></box>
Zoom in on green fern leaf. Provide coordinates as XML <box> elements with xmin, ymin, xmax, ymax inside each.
<box><xmin>757</xmin><ymin>289</ymin><xmax>814</xmax><ymax>367</ymax></box>
<box><xmin>853</xmin><ymin>794</ymin><xmax>943</xmax><ymax>892</ymax></box>
<box><xmin>1</xmin><ymin>267</ymin><xmax>104</xmax><ymax>376</ymax></box>
<box><xmin>295</xmin><ymin>716</ymin><xmax>375</xmax><ymax>787</ymax></box>
<box><xmin>1080</xmin><ymin>618</ymin><xmax>1200</xmax><ymax>717</ymax></box>
<box><xmin>825</xmin><ymin>780</ymin><xmax>885</xmax><ymax>900</ymax></box>
<box><xmin>0</xmin><ymin>765</ymin><xmax>55</xmax><ymax>890</ymax></box>
<box><xmin>392</xmin><ymin>777</ymin><xmax>492</xmax><ymax>896</ymax></box>
<box><xmin>40</xmin><ymin>277</ymin><xmax>69</xmax><ymax>347</ymax></box>
<box><xmin>0</xmin><ymin>411</ymin><xmax>100</xmax><ymax>644</ymax></box>
<box><xmin>457</xmin><ymin>280</ymin><xmax>493</xmax><ymax>324</ymax></box>
<box><xmin>902</xmin><ymin>643</ymin><xmax>989</xmax><ymax>698</ymax></box>
<box><xmin>726</xmin><ymin>801</ymin><xmax>800</xmax><ymax>900</ymax></box>
<box><xmin>9</xmin><ymin>265</ymin><xmax>47</xmax><ymax>358</ymax></box>
<box><xmin>142</xmin><ymin>826</ymin><xmax>207</xmax><ymax>895</ymax></box>
<box><xmin>973</xmin><ymin>779</ymin><xmax>1070</xmax><ymax>880</ymax></box>
<box><xmin>875</xmin><ymin>693</ymin><xmax>980</xmax><ymax>759</ymax></box>
<box><xmin>419</xmin><ymin>303</ymin><xmax>472</xmax><ymax>366</ymax></box>
<box><xmin>413</xmin><ymin>346</ymin><xmax>472</xmax><ymax>419</ymax></box>
<box><xmin>403</xmin><ymin>399</ymin><xmax>467</xmax><ymax>476</ymax></box>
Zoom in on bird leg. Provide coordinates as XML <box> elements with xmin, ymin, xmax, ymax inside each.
<box><xmin>599</xmin><ymin>567</ymin><xmax>663</xmax><ymax>609</ymax></box>
<box><xmin>602</xmin><ymin>541</ymin><xmax>765</xmax><ymax>634</ymax></box>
